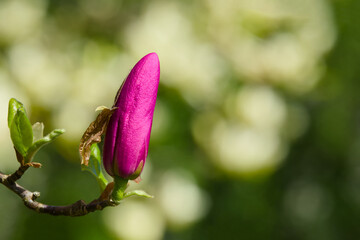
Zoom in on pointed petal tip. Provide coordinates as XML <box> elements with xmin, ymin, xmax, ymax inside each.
<box><xmin>142</xmin><ymin>52</ymin><xmax>159</xmax><ymax>64</ymax></box>
<box><xmin>146</xmin><ymin>52</ymin><xmax>158</xmax><ymax>58</ymax></box>
<box><xmin>136</xmin><ymin>52</ymin><xmax>160</xmax><ymax>77</ymax></box>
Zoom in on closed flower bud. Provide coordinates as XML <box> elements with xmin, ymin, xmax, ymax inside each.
<box><xmin>103</xmin><ymin>53</ymin><xmax>160</xmax><ymax>180</ymax></box>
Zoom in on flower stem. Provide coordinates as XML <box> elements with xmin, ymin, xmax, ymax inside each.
<box><xmin>112</xmin><ymin>176</ymin><xmax>128</xmax><ymax>203</ymax></box>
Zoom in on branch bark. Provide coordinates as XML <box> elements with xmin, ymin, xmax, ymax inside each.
<box><xmin>0</xmin><ymin>165</ymin><xmax>117</xmax><ymax>216</ymax></box>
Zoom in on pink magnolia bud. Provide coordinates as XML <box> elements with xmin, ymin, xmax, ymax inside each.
<box><xmin>103</xmin><ymin>53</ymin><xmax>160</xmax><ymax>179</ymax></box>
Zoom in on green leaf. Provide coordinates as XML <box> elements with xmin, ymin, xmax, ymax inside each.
<box><xmin>32</xmin><ymin>122</ymin><xmax>44</xmax><ymax>142</ymax></box>
<box><xmin>10</xmin><ymin>108</ymin><xmax>33</xmax><ymax>156</ymax></box>
<box><xmin>25</xmin><ymin>129</ymin><xmax>65</xmax><ymax>162</ymax></box>
<box><xmin>81</xmin><ymin>143</ymin><xmax>101</xmax><ymax>176</ymax></box>
<box><xmin>8</xmin><ymin>98</ymin><xmax>24</xmax><ymax>128</ymax></box>
<box><xmin>112</xmin><ymin>177</ymin><xmax>153</xmax><ymax>202</ymax></box>
<box><xmin>124</xmin><ymin>190</ymin><xmax>154</xmax><ymax>199</ymax></box>
<box><xmin>81</xmin><ymin>143</ymin><xmax>108</xmax><ymax>191</ymax></box>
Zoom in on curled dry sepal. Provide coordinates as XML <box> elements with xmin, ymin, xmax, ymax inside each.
<box><xmin>0</xmin><ymin>53</ymin><xmax>159</xmax><ymax>216</ymax></box>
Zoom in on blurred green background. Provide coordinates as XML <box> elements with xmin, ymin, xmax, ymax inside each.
<box><xmin>1</xmin><ymin>0</ymin><xmax>360</xmax><ymax>239</ymax></box>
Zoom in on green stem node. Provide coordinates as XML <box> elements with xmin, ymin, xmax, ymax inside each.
<box><xmin>112</xmin><ymin>176</ymin><xmax>128</xmax><ymax>203</ymax></box>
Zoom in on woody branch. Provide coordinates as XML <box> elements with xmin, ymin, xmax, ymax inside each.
<box><xmin>0</xmin><ymin>165</ymin><xmax>116</xmax><ymax>217</ymax></box>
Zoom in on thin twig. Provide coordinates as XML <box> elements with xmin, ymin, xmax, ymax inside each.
<box><xmin>6</xmin><ymin>165</ymin><xmax>30</xmax><ymax>183</ymax></box>
<box><xmin>0</xmin><ymin>166</ymin><xmax>117</xmax><ymax>216</ymax></box>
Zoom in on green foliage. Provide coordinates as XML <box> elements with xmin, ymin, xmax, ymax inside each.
<box><xmin>7</xmin><ymin>98</ymin><xmax>65</xmax><ymax>163</ymax></box>
<box><xmin>81</xmin><ymin>143</ymin><xmax>108</xmax><ymax>191</ymax></box>
<box><xmin>8</xmin><ymin>99</ymin><xmax>33</xmax><ymax>157</ymax></box>
<box><xmin>32</xmin><ymin>122</ymin><xmax>44</xmax><ymax>142</ymax></box>
<box><xmin>8</xmin><ymin>98</ymin><xmax>24</xmax><ymax>128</ymax></box>
<box><xmin>124</xmin><ymin>190</ymin><xmax>153</xmax><ymax>199</ymax></box>
<box><xmin>25</xmin><ymin>129</ymin><xmax>65</xmax><ymax>163</ymax></box>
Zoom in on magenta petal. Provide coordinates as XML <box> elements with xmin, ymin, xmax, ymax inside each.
<box><xmin>103</xmin><ymin>53</ymin><xmax>160</xmax><ymax>179</ymax></box>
